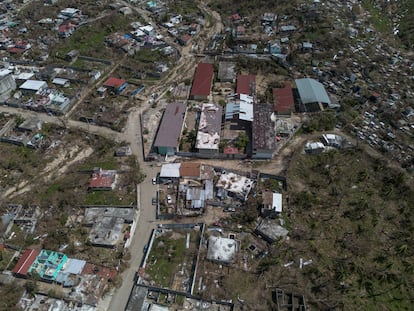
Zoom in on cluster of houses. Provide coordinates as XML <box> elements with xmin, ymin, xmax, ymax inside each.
<box><xmin>9</xmin><ymin>247</ymin><xmax>116</xmax><ymax>308</ymax></box>
<box><xmin>105</xmin><ymin>21</ymin><xmax>171</xmax><ymax>55</ymax></box>
<box><xmin>152</xmin><ymin>60</ymin><xmax>334</xmax><ymax>160</ymax></box>
<box><xmin>0</xmin><ymin>116</ymin><xmax>44</xmax><ymax>149</ymax></box>
<box><xmin>0</xmin><ymin>68</ymin><xmax>73</xmax><ymax>114</ymax></box>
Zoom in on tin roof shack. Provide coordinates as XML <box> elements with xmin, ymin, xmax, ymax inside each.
<box><xmin>196</xmin><ymin>103</ymin><xmax>222</xmax><ymax>154</ymax></box>
<box><xmin>19</xmin><ymin>80</ymin><xmax>47</xmax><ymax>95</ymax></box>
<box><xmin>206</xmin><ymin>236</ymin><xmax>238</xmax><ymax>265</ymax></box>
<box><xmin>295</xmin><ymin>78</ymin><xmax>331</xmax><ymax>112</ymax></box>
<box><xmin>252</xmin><ymin>103</ymin><xmax>276</xmax><ymax>159</ymax></box>
<box><xmin>218</xmin><ymin>62</ymin><xmax>236</xmax><ymax>83</ymax></box>
<box><xmin>153</xmin><ymin>102</ymin><xmax>187</xmax><ymax>155</ymax></box>
<box><xmin>0</xmin><ymin>69</ymin><xmax>16</xmax><ymax>103</ymax></box>
<box><xmin>88</xmin><ymin>168</ymin><xmax>117</xmax><ymax>191</ymax></box>
<box><xmin>255</xmin><ymin>219</ymin><xmax>288</xmax><ymax>244</ymax></box>
<box><xmin>262</xmin><ymin>12</ymin><xmax>277</xmax><ymax>26</ymax></box>
<box><xmin>261</xmin><ymin>191</ymin><xmax>282</xmax><ymax>218</ymax></box>
<box><xmin>12</xmin><ymin>249</ymin><xmax>40</xmax><ymax>278</ymax></box>
<box><xmin>84</xmin><ymin>207</ymin><xmax>136</xmax><ymax>248</ymax></box>
<box><xmin>236</xmin><ymin>74</ymin><xmax>256</xmax><ymax>97</ymax></box>
<box><xmin>103</xmin><ymin>77</ymin><xmax>128</xmax><ymax>94</ymax></box>
<box><xmin>189</xmin><ymin>63</ymin><xmax>214</xmax><ymax>100</ymax></box>
<box><xmin>225</xmin><ymin>94</ymin><xmax>254</xmax><ymax>125</ymax></box>
<box><xmin>216</xmin><ymin>171</ymin><xmax>254</xmax><ymax>201</ymax></box>
<box><xmin>180</xmin><ymin>162</ymin><xmax>201</xmax><ymax>180</ymax></box>
<box><xmin>273</xmin><ymin>83</ymin><xmax>295</xmax><ymax>116</ymax></box>
<box><xmin>29</xmin><ymin>250</ymin><xmax>68</xmax><ymax>282</ymax></box>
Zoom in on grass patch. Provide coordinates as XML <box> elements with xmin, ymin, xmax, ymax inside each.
<box><xmin>362</xmin><ymin>0</ymin><xmax>391</xmax><ymax>33</ymax></box>
<box><xmin>146</xmin><ymin>234</ymin><xmax>187</xmax><ymax>287</ymax></box>
<box><xmin>84</xmin><ymin>190</ymin><xmax>135</xmax><ymax>206</ymax></box>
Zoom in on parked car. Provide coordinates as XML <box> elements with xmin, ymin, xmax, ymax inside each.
<box><xmin>152</xmin><ymin>197</ymin><xmax>157</xmax><ymax>205</ymax></box>
<box><xmin>152</xmin><ymin>177</ymin><xmax>157</xmax><ymax>185</ymax></box>
<box><xmin>166</xmin><ymin>195</ymin><xmax>172</xmax><ymax>204</ymax></box>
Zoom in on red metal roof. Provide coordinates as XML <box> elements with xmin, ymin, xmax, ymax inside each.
<box><xmin>273</xmin><ymin>83</ymin><xmax>294</xmax><ymax>114</ymax></box>
<box><xmin>190</xmin><ymin>63</ymin><xmax>214</xmax><ymax>98</ymax></box>
<box><xmin>12</xmin><ymin>249</ymin><xmax>39</xmax><ymax>276</ymax></box>
<box><xmin>103</xmin><ymin>77</ymin><xmax>127</xmax><ymax>88</ymax></box>
<box><xmin>236</xmin><ymin>74</ymin><xmax>256</xmax><ymax>96</ymax></box>
<box><xmin>89</xmin><ymin>175</ymin><xmax>113</xmax><ymax>189</ymax></box>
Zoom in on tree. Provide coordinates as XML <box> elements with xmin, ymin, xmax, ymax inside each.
<box><xmin>234</xmin><ymin>131</ymin><xmax>249</xmax><ymax>150</ymax></box>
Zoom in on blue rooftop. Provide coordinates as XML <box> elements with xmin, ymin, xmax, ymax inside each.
<box><xmin>295</xmin><ymin>78</ymin><xmax>331</xmax><ymax>105</ymax></box>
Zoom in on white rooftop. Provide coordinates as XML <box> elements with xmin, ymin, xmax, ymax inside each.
<box><xmin>160</xmin><ymin>163</ymin><xmax>181</xmax><ymax>178</ymax></box>
<box><xmin>207</xmin><ymin>236</ymin><xmax>238</xmax><ymax>264</ymax></box>
<box><xmin>272</xmin><ymin>192</ymin><xmax>282</xmax><ymax>213</ymax></box>
<box><xmin>0</xmin><ymin>69</ymin><xmax>11</xmax><ymax>77</ymax></box>
<box><xmin>14</xmin><ymin>72</ymin><xmax>34</xmax><ymax>80</ymax></box>
<box><xmin>19</xmin><ymin>80</ymin><xmax>47</xmax><ymax>91</ymax></box>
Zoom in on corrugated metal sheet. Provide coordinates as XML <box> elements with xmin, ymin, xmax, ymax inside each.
<box><xmin>295</xmin><ymin>78</ymin><xmax>331</xmax><ymax>105</ymax></box>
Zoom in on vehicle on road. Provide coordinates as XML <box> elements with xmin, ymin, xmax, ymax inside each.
<box><xmin>152</xmin><ymin>177</ymin><xmax>157</xmax><ymax>185</ymax></box>
<box><xmin>166</xmin><ymin>195</ymin><xmax>172</xmax><ymax>204</ymax></box>
<box><xmin>152</xmin><ymin>197</ymin><xmax>157</xmax><ymax>205</ymax></box>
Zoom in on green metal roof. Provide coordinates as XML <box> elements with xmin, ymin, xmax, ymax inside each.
<box><xmin>295</xmin><ymin>78</ymin><xmax>331</xmax><ymax>105</ymax></box>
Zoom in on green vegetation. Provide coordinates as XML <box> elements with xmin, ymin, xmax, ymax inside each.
<box><xmin>279</xmin><ymin>147</ymin><xmax>414</xmax><ymax>309</ymax></box>
<box><xmin>51</xmin><ymin>13</ymin><xmax>132</xmax><ymax>58</ymax></box>
<box><xmin>146</xmin><ymin>233</ymin><xmax>187</xmax><ymax>288</ymax></box>
<box><xmin>0</xmin><ymin>249</ymin><xmax>13</xmax><ymax>271</ymax></box>
<box><xmin>399</xmin><ymin>0</ymin><xmax>414</xmax><ymax>47</ymax></box>
<box><xmin>0</xmin><ymin>281</ymin><xmax>24</xmax><ymax>311</ymax></box>
<box><xmin>145</xmin><ymin>229</ymin><xmax>199</xmax><ymax>290</ymax></box>
<box><xmin>362</xmin><ymin>0</ymin><xmax>391</xmax><ymax>33</ymax></box>
<box><xmin>234</xmin><ymin>131</ymin><xmax>249</xmax><ymax>150</ymax></box>
<box><xmin>301</xmin><ymin>111</ymin><xmax>336</xmax><ymax>133</ymax></box>
<box><xmin>85</xmin><ymin>190</ymin><xmax>134</xmax><ymax>206</ymax></box>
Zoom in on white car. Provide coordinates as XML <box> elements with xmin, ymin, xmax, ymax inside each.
<box><xmin>152</xmin><ymin>177</ymin><xmax>157</xmax><ymax>185</ymax></box>
<box><xmin>166</xmin><ymin>195</ymin><xmax>172</xmax><ymax>204</ymax></box>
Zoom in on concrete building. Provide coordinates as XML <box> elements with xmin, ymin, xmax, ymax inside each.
<box><xmin>206</xmin><ymin>236</ymin><xmax>238</xmax><ymax>264</ymax></box>
<box><xmin>29</xmin><ymin>250</ymin><xmax>68</xmax><ymax>282</ymax></box>
<box><xmin>0</xmin><ymin>69</ymin><xmax>16</xmax><ymax>103</ymax></box>
<box><xmin>255</xmin><ymin>219</ymin><xmax>288</xmax><ymax>243</ymax></box>
<box><xmin>295</xmin><ymin>78</ymin><xmax>331</xmax><ymax>112</ymax></box>
<box><xmin>85</xmin><ymin>207</ymin><xmax>136</xmax><ymax>248</ymax></box>
<box><xmin>216</xmin><ymin>171</ymin><xmax>254</xmax><ymax>201</ymax></box>
<box><xmin>196</xmin><ymin>103</ymin><xmax>222</xmax><ymax>154</ymax></box>
<box><xmin>153</xmin><ymin>102</ymin><xmax>187</xmax><ymax>155</ymax></box>
<box><xmin>189</xmin><ymin>63</ymin><xmax>214</xmax><ymax>100</ymax></box>
<box><xmin>261</xmin><ymin>191</ymin><xmax>282</xmax><ymax>217</ymax></box>
<box><xmin>218</xmin><ymin>62</ymin><xmax>236</xmax><ymax>83</ymax></box>
<box><xmin>252</xmin><ymin>103</ymin><xmax>276</xmax><ymax>159</ymax></box>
